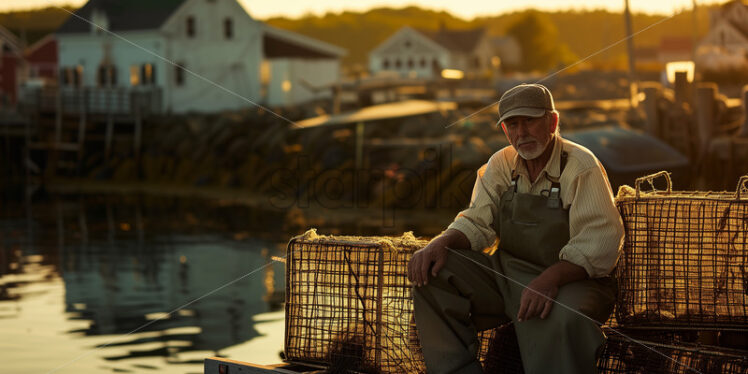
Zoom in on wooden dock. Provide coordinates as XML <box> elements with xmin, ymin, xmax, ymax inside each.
<box><xmin>14</xmin><ymin>86</ymin><xmax>161</xmax><ymax>177</ymax></box>
<box><xmin>205</xmin><ymin>357</ymin><xmax>323</xmax><ymax>374</ymax></box>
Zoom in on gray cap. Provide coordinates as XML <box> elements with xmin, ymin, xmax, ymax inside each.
<box><xmin>497</xmin><ymin>83</ymin><xmax>555</xmax><ymax>126</ymax></box>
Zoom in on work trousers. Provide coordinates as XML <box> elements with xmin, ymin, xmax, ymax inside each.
<box><xmin>413</xmin><ymin>249</ymin><xmax>615</xmax><ymax>374</ymax></box>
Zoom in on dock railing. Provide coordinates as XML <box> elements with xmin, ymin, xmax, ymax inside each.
<box><xmin>18</xmin><ymin>86</ymin><xmax>163</xmax><ymax>116</ymax></box>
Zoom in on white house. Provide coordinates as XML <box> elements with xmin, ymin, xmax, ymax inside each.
<box><xmin>368</xmin><ymin>26</ymin><xmax>517</xmax><ymax>79</ymax></box>
<box><xmin>55</xmin><ymin>0</ymin><xmax>345</xmax><ymax>113</ymax></box>
<box><xmin>696</xmin><ymin>0</ymin><xmax>748</xmax><ymax>71</ymax></box>
<box><xmin>261</xmin><ymin>24</ymin><xmax>345</xmax><ymax>108</ymax></box>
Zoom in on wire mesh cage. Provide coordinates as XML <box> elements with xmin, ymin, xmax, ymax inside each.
<box><xmin>597</xmin><ymin>333</ymin><xmax>748</xmax><ymax>374</ymax></box>
<box><xmin>284</xmin><ymin>231</ymin><xmax>500</xmax><ymax>373</ymax></box>
<box><xmin>481</xmin><ymin>323</ymin><xmax>525</xmax><ymax>374</ymax></box>
<box><xmin>614</xmin><ymin>172</ymin><xmax>748</xmax><ymax>329</ymax></box>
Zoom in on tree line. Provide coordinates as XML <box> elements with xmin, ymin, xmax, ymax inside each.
<box><xmin>1</xmin><ymin>5</ymin><xmax>714</xmax><ymax>72</ymax></box>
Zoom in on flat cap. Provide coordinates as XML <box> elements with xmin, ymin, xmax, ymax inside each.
<box><xmin>497</xmin><ymin>83</ymin><xmax>555</xmax><ymax>126</ymax></box>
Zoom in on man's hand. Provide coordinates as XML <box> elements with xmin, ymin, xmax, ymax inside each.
<box><xmin>516</xmin><ymin>260</ymin><xmax>588</xmax><ymax>321</ymax></box>
<box><xmin>407</xmin><ymin>241</ymin><xmax>448</xmax><ymax>287</ymax></box>
<box><xmin>517</xmin><ymin>270</ymin><xmax>560</xmax><ymax>321</ymax></box>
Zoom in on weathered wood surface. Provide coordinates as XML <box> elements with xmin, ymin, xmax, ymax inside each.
<box><xmin>204</xmin><ymin>357</ymin><xmax>323</xmax><ymax>374</ymax></box>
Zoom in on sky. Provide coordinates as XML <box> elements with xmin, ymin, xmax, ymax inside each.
<box><xmin>0</xmin><ymin>0</ymin><xmax>725</xmax><ymax>19</ymax></box>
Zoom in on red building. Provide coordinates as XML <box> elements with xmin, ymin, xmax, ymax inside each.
<box><xmin>0</xmin><ymin>26</ymin><xmax>24</xmax><ymax>107</ymax></box>
<box><xmin>24</xmin><ymin>35</ymin><xmax>58</xmax><ymax>84</ymax></box>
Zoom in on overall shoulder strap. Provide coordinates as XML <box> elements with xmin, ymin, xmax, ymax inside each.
<box><xmin>546</xmin><ymin>151</ymin><xmax>568</xmax><ymax>208</ymax></box>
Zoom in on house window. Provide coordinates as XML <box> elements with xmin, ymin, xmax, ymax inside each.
<box><xmin>224</xmin><ymin>18</ymin><xmax>233</xmax><ymax>39</ymax></box>
<box><xmin>473</xmin><ymin>56</ymin><xmax>481</xmax><ymax>69</ymax></box>
<box><xmin>97</xmin><ymin>64</ymin><xmax>117</xmax><ymax>87</ymax></box>
<box><xmin>142</xmin><ymin>63</ymin><xmax>156</xmax><ymax>85</ymax></box>
<box><xmin>407</xmin><ymin>58</ymin><xmax>414</xmax><ymax>69</ymax></box>
<box><xmin>420</xmin><ymin>58</ymin><xmax>426</xmax><ymax>68</ymax></box>
<box><xmin>130</xmin><ymin>66</ymin><xmax>140</xmax><ymax>86</ymax></box>
<box><xmin>186</xmin><ymin>16</ymin><xmax>196</xmax><ymax>37</ymax></box>
<box><xmin>395</xmin><ymin>59</ymin><xmax>402</xmax><ymax>69</ymax></box>
<box><xmin>175</xmin><ymin>63</ymin><xmax>186</xmax><ymax>86</ymax></box>
<box><xmin>382</xmin><ymin>59</ymin><xmax>390</xmax><ymax>69</ymax></box>
<box><xmin>130</xmin><ymin>64</ymin><xmax>156</xmax><ymax>86</ymax></box>
<box><xmin>432</xmin><ymin>58</ymin><xmax>440</xmax><ymax>71</ymax></box>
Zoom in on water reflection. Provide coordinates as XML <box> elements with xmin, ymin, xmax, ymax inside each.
<box><xmin>1</xmin><ymin>195</ymin><xmax>287</xmax><ymax>372</ymax></box>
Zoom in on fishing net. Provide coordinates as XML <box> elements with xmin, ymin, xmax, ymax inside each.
<box><xmin>284</xmin><ymin>230</ymin><xmax>501</xmax><ymax>373</ymax></box>
<box><xmin>615</xmin><ymin>172</ymin><xmax>748</xmax><ymax>329</ymax></box>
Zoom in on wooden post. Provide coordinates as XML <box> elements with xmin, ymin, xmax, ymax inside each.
<box><xmin>78</xmin><ymin>201</ymin><xmax>88</xmax><ymax>245</ymax></box>
<box><xmin>77</xmin><ymin>88</ymin><xmax>87</xmax><ymax>174</ymax></box>
<box><xmin>624</xmin><ymin>0</ymin><xmax>638</xmax><ymax>107</ymax></box>
<box><xmin>739</xmin><ymin>85</ymin><xmax>748</xmax><ymax>137</ymax></box>
<box><xmin>640</xmin><ymin>82</ymin><xmax>662</xmax><ymax>138</ymax></box>
<box><xmin>332</xmin><ymin>83</ymin><xmax>341</xmax><ymax>115</ymax></box>
<box><xmin>134</xmin><ymin>92</ymin><xmax>142</xmax><ymax>160</ymax></box>
<box><xmin>105</xmin><ymin>87</ymin><xmax>114</xmax><ymax>161</ymax></box>
<box><xmin>355</xmin><ymin>121</ymin><xmax>365</xmax><ymax>169</ymax></box>
<box><xmin>695</xmin><ymin>82</ymin><xmax>717</xmax><ymax>159</ymax></box>
<box><xmin>50</xmin><ymin>87</ymin><xmax>63</xmax><ymax>177</ymax></box>
<box><xmin>24</xmin><ymin>111</ymin><xmax>32</xmax><ymax>185</ymax></box>
<box><xmin>674</xmin><ymin>71</ymin><xmax>691</xmax><ymax>105</ymax></box>
<box><xmin>56</xmin><ymin>202</ymin><xmax>64</xmax><ymax>250</ymax></box>
<box><xmin>54</xmin><ymin>87</ymin><xmax>62</xmax><ymax>146</ymax></box>
<box><xmin>105</xmin><ymin>113</ymin><xmax>114</xmax><ymax>160</ymax></box>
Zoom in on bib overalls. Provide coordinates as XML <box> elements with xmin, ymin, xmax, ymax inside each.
<box><xmin>413</xmin><ymin>152</ymin><xmax>616</xmax><ymax>374</ymax></box>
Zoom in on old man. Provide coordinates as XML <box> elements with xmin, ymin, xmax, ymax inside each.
<box><xmin>408</xmin><ymin>83</ymin><xmax>624</xmax><ymax>374</ymax></box>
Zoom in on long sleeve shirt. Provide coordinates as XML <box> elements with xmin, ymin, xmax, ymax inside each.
<box><xmin>447</xmin><ymin>134</ymin><xmax>624</xmax><ymax>278</ymax></box>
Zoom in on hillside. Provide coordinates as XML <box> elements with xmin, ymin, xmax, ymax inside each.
<box><xmin>0</xmin><ymin>6</ymin><xmax>73</xmax><ymax>46</ymax></box>
<box><xmin>266</xmin><ymin>6</ymin><xmax>714</xmax><ymax>71</ymax></box>
<box><xmin>0</xmin><ymin>5</ymin><xmax>714</xmax><ymax>70</ymax></box>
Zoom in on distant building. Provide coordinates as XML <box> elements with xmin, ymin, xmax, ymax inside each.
<box><xmin>368</xmin><ymin>25</ymin><xmax>515</xmax><ymax>79</ymax></box>
<box><xmin>633</xmin><ymin>36</ymin><xmax>694</xmax><ymax>75</ymax></box>
<box><xmin>659</xmin><ymin>36</ymin><xmax>693</xmax><ymax>63</ymax></box>
<box><xmin>696</xmin><ymin>0</ymin><xmax>748</xmax><ymax>70</ymax></box>
<box><xmin>24</xmin><ymin>34</ymin><xmax>58</xmax><ymax>85</ymax></box>
<box><xmin>261</xmin><ymin>24</ymin><xmax>345</xmax><ymax>108</ymax></box>
<box><xmin>0</xmin><ymin>25</ymin><xmax>26</xmax><ymax>107</ymax></box>
<box><xmin>55</xmin><ymin>0</ymin><xmax>345</xmax><ymax>113</ymax></box>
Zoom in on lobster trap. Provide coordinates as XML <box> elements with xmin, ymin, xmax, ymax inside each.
<box><xmin>597</xmin><ymin>333</ymin><xmax>748</xmax><ymax>374</ymax></box>
<box><xmin>614</xmin><ymin>172</ymin><xmax>748</xmax><ymax>330</ymax></box>
<box><xmin>284</xmin><ymin>231</ymin><xmax>498</xmax><ymax>373</ymax></box>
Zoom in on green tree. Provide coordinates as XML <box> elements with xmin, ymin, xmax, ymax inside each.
<box><xmin>505</xmin><ymin>11</ymin><xmax>576</xmax><ymax>72</ymax></box>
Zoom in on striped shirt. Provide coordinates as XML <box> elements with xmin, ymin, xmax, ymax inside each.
<box><xmin>447</xmin><ymin>134</ymin><xmax>624</xmax><ymax>278</ymax></box>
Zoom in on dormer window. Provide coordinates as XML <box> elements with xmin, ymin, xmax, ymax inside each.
<box><xmin>186</xmin><ymin>16</ymin><xmax>196</xmax><ymax>38</ymax></box>
<box><xmin>91</xmin><ymin>8</ymin><xmax>109</xmax><ymax>35</ymax></box>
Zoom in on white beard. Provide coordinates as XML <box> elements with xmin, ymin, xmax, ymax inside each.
<box><xmin>516</xmin><ymin>135</ymin><xmax>551</xmax><ymax>160</ymax></box>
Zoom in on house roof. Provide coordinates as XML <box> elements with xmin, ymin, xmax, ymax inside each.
<box><xmin>659</xmin><ymin>36</ymin><xmax>692</xmax><ymax>53</ymax></box>
<box><xmin>720</xmin><ymin>0</ymin><xmax>748</xmax><ymax>38</ymax></box>
<box><xmin>263</xmin><ymin>24</ymin><xmax>346</xmax><ymax>59</ymax></box>
<box><xmin>294</xmin><ymin>100</ymin><xmax>456</xmax><ymax>129</ymax></box>
<box><xmin>0</xmin><ymin>24</ymin><xmax>22</xmax><ymax>55</ymax></box>
<box><xmin>417</xmin><ymin>27</ymin><xmax>486</xmax><ymax>54</ymax></box>
<box><xmin>57</xmin><ymin>0</ymin><xmax>187</xmax><ymax>34</ymax></box>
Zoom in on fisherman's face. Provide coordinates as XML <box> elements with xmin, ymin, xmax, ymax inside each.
<box><xmin>501</xmin><ymin>112</ymin><xmax>556</xmax><ymax>160</ymax></box>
